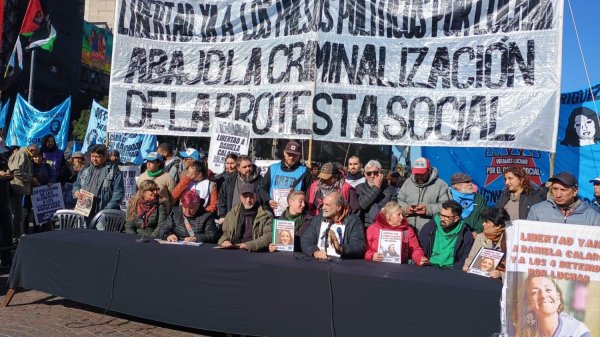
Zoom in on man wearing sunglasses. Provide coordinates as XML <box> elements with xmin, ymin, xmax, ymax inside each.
<box><xmin>356</xmin><ymin>160</ymin><xmax>398</xmax><ymax>227</ymax></box>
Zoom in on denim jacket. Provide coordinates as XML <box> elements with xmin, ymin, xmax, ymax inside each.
<box><xmin>73</xmin><ymin>161</ymin><xmax>124</xmax><ymax>210</ymax></box>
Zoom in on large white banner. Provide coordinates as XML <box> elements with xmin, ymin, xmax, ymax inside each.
<box><xmin>503</xmin><ymin>220</ymin><xmax>600</xmax><ymax>337</ymax></box>
<box><xmin>109</xmin><ymin>0</ymin><xmax>563</xmax><ymax>151</ymax></box>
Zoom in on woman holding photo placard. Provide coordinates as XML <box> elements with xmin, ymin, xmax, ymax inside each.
<box><xmin>364</xmin><ymin>201</ymin><xmax>428</xmax><ymax>265</ymax></box>
<box><xmin>463</xmin><ymin>208</ymin><xmax>509</xmax><ymax>279</ymax></box>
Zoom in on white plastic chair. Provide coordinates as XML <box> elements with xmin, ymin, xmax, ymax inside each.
<box><xmin>51</xmin><ymin>210</ymin><xmax>86</xmax><ymax>230</ymax></box>
<box><xmin>89</xmin><ymin>209</ymin><xmax>126</xmax><ymax>232</ymax></box>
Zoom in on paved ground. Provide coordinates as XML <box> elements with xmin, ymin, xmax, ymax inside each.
<box><xmin>0</xmin><ymin>269</ymin><xmax>226</xmax><ymax>337</ymax></box>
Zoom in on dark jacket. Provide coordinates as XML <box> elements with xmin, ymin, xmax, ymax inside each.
<box><xmin>160</xmin><ymin>206</ymin><xmax>219</xmax><ymax>243</ymax></box>
<box><xmin>418</xmin><ymin>216</ymin><xmax>474</xmax><ymax>269</ymax></box>
<box><xmin>355</xmin><ymin>181</ymin><xmax>398</xmax><ymax>227</ymax></box>
<box><xmin>259</xmin><ymin>160</ymin><xmax>310</xmax><ymax>210</ymax></box>
<box><xmin>495</xmin><ymin>188</ymin><xmax>545</xmax><ymax>220</ymax></box>
<box><xmin>217</xmin><ymin>165</ymin><xmax>262</xmax><ymax>218</ymax></box>
<box><xmin>125</xmin><ymin>203</ymin><xmax>167</xmax><ymax>237</ymax></box>
<box><xmin>301</xmin><ymin>213</ymin><xmax>366</xmax><ymax>259</ymax></box>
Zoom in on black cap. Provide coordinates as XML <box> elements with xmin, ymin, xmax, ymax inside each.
<box><xmin>548</xmin><ymin>172</ymin><xmax>578</xmax><ymax>188</ymax></box>
<box><xmin>240</xmin><ymin>183</ymin><xmax>255</xmax><ymax>195</ymax></box>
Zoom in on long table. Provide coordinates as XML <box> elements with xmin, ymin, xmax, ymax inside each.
<box><xmin>6</xmin><ymin>230</ymin><xmax>502</xmax><ymax>337</ymax></box>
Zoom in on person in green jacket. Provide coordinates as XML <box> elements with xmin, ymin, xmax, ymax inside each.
<box><xmin>218</xmin><ymin>183</ymin><xmax>272</xmax><ymax>252</ymax></box>
<box><xmin>449</xmin><ymin>172</ymin><xmax>487</xmax><ymax>234</ymax></box>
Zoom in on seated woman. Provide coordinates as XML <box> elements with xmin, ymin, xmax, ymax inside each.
<box><xmin>463</xmin><ymin>207</ymin><xmax>509</xmax><ymax>279</ymax></box>
<box><xmin>268</xmin><ymin>190</ymin><xmax>312</xmax><ymax>252</ymax></box>
<box><xmin>125</xmin><ymin>180</ymin><xmax>167</xmax><ymax>237</ymax></box>
<box><xmin>365</xmin><ymin>202</ymin><xmax>429</xmax><ymax>265</ymax></box>
<box><xmin>159</xmin><ymin>190</ymin><xmax>218</xmax><ymax>243</ymax></box>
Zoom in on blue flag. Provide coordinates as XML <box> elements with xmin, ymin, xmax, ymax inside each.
<box><xmin>81</xmin><ymin>100</ymin><xmax>156</xmax><ymax>165</ymax></box>
<box><xmin>6</xmin><ymin>94</ymin><xmax>70</xmax><ymax>149</ymax></box>
<box><xmin>422</xmin><ymin>147</ymin><xmax>550</xmax><ymax>206</ymax></box>
<box><xmin>554</xmin><ymin>83</ymin><xmax>600</xmax><ymax>202</ymax></box>
<box><xmin>0</xmin><ymin>99</ymin><xmax>9</xmax><ymax>129</ymax></box>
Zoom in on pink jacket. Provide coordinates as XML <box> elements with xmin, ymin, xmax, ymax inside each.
<box><xmin>365</xmin><ymin>212</ymin><xmax>426</xmax><ymax>265</ymax></box>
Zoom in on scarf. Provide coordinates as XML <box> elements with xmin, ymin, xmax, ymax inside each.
<box><xmin>284</xmin><ymin>209</ymin><xmax>304</xmax><ymax>232</ymax></box>
<box><xmin>346</xmin><ymin>172</ymin><xmax>363</xmax><ymax>181</ymax></box>
<box><xmin>450</xmin><ymin>188</ymin><xmax>476</xmax><ymax>219</ymax></box>
<box><xmin>137</xmin><ymin>198</ymin><xmax>158</xmax><ymax>229</ymax></box>
<box><xmin>146</xmin><ymin>168</ymin><xmax>164</xmax><ymax>178</ymax></box>
<box><xmin>235</xmin><ymin>204</ymin><xmax>259</xmax><ymax>244</ymax></box>
<box><xmin>429</xmin><ymin>215</ymin><xmax>464</xmax><ymax>268</ymax></box>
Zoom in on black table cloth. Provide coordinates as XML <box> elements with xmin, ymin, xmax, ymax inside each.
<box><xmin>8</xmin><ymin>230</ymin><xmax>501</xmax><ymax>337</ymax></box>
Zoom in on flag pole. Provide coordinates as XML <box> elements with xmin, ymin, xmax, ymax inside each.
<box><xmin>27</xmin><ymin>48</ymin><xmax>36</xmax><ymax>103</ymax></box>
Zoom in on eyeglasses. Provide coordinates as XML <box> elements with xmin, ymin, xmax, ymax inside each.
<box><xmin>439</xmin><ymin>213</ymin><xmax>457</xmax><ymax>220</ymax></box>
<box><xmin>365</xmin><ymin>171</ymin><xmax>380</xmax><ymax>176</ymax></box>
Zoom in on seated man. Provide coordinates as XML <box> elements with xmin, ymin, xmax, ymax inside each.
<box><xmin>218</xmin><ymin>184</ymin><xmax>272</xmax><ymax>251</ymax></box>
<box><xmin>528</xmin><ymin>172</ymin><xmax>600</xmax><ymax>226</ymax></box>
<box><xmin>301</xmin><ymin>192</ymin><xmax>366</xmax><ymax>259</ymax></box>
<box><xmin>419</xmin><ymin>200</ymin><xmax>474</xmax><ymax>269</ymax></box>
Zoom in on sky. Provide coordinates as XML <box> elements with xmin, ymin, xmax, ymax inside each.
<box><xmin>561</xmin><ymin>1</ymin><xmax>600</xmax><ymax>92</ymax></box>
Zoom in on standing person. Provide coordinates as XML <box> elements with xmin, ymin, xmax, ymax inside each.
<box><xmin>217</xmin><ymin>155</ymin><xmax>262</xmax><ymax>224</ymax></box>
<box><xmin>345</xmin><ymin>156</ymin><xmax>365</xmax><ymax>188</ymax></box>
<box><xmin>449</xmin><ymin>172</ymin><xmax>487</xmax><ymax>233</ymax></box>
<box><xmin>398</xmin><ymin>157</ymin><xmax>451</xmax><ymax>232</ymax></box>
<box><xmin>21</xmin><ymin>152</ymin><xmax>52</xmax><ymax>234</ymax></box>
<box><xmin>60</xmin><ymin>152</ymin><xmax>86</xmax><ymax>184</ymax></box>
<box><xmin>8</xmin><ymin>144</ymin><xmax>37</xmax><ymax>239</ymax></box>
<box><xmin>306</xmin><ymin>163</ymin><xmax>320</xmax><ymax>187</ymax></box>
<box><xmin>136</xmin><ymin>152</ymin><xmax>175</xmax><ymax>211</ymax></box>
<box><xmin>109</xmin><ymin>150</ymin><xmax>123</xmax><ymax>165</ymax></box>
<box><xmin>40</xmin><ymin>134</ymin><xmax>64</xmax><ymax>183</ymax></box>
<box><xmin>527</xmin><ymin>172</ymin><xmax>600</xmax><ymax>226</ymax></box>
<box><xmin>589</xmin><ymin>176</ymin><xmax>600</xmax><ymax>209</ymax></box>
<box><xmin>172</xmin><ymin>161</ymin><xmax>217</xmax><ymax>213</ymax></box>
<box><xmin>0</xmin><ymin>140</ymin><xmax>14</xmax><ymax>269</ymax></box>
<box><xmin>73</xmin><ymin>145</ymin><xmax>124</xmax><ymax>222</ymax></box>
<box><xmin>157</xmin><ymin>143</ymin><xmax>182</xmax><ymax>184</ymax></box>
<box><xmin>419</xmin><ymin>200</ymin><xmax>474</xmax><ymax>269</ymax></box>
<box><xmin>212</xmin><ymin>153</ymin><xmax>238</xmax><ymax>193</ymax></box>
<box><xmin>125</xmin><ymin>180</ymin><xmax>167</xmax><ymax>237</ymax></box>
<box><xmin>259</xmin><ymin>141</ymin><xmax>310</xmax><ymax>213</ymax></box>
<box><xmin>306</xmin><ymin>162</ymin><xmax>359</xmax><ymax>216</ymax></box>
<box><xmin>495</xmin><ymin>166</ymin><xmax>545</xmax><ymax>220</ymax></box>
<box><xmin>356</xmin><ymin>160</ymin><xmax>398</xmax><ymax>227</ymax></box>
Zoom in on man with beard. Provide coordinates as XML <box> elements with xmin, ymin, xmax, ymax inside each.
<box><xmin>218</xmin><ymin>184</ymin><xmax>272</xmax><ymax>251</ymax></box>
<box><xmin>157</xmin><ymin>143</ymin><xmax>182</xmax><ymax>184</ymax></box>
<box><xmin>419</xmin><ymin>200</ymin><xmax>474</xmax><ymax>269</ymax></box>
<box><xmin>345</xmin><ymin>156</ymin><xmax>364</xmax><ymax>188</ymax></box>
<box><xmin>301</xmin><ymin>192</ymin><xmax>365</xmax><ymax>259</ymax></box>
<box><xmin>218</xmin><ymin>155</ymin><xmax>263</xmax><ymax>224</ymax></box>
<box><xmin>306</xmin><ymin>162</ymin><xmax>360</xmax><ymax>216</ymax></box>
<box><xmin>495</xmin><ymin>166</ymin><xmax>545</xmax><ymax>220</ymax></box>
<box><xmin>527</xmin><ymin>172</ymin><xmax>600</xmax><ymax>226</ymax></box>
<box><xmin>356</xmin><ymin>160</ymin><xmax>398</xmax><ymax>227</ymax></box>
<box><xmin>259</xmin><ymin>141</ymin><xmax>310</xmax><ymax>213</ymax></box>
<box><xmin>398</xmin><ymin>157</ymin><xmax>451</xmax><ymax>232</ymax></box>
<box><xmin>449</xmin><ymin>173</ymin><xmax>487</xmax><ymax>233</ymax></box>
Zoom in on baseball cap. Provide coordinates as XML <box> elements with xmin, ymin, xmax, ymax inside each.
<box><xmin>240</xmin><ymin>183</ymin><xmax>256</xmax><ymax>195</ymax></box>
<box><xmin>284</xmin><ymin>141</ymin><xmax>301</xmax><ymax>155</ymax></box>
<box><xmin>589</xmin><ymin>177</ymin><xmax>600</xmax><ymax>184</ymax></box>
<box><xmin>318</xmin><ymin>163</ymin><xmax>334</xmax><ymax>180</ymax></box>
<box><xmin>71</xmin><ymin>152</ymin><xmax>84</xmax><ymax>159</ymax></box>
<box><xmin>179</xmin><ymin>148</ymin><xmax>201</xmax><ymax>161</ymax></box>
<box><xmin>145</xmin><ymin>152</ymin><xmax>164</xmax><ymax>162</ymax></box>
<box><xmin>451</xmin><ymin>172</ymin><xmax>472</xmax><ymax>185</ymax></box>
<box><xmin>548</xmin><ymin>172</ymin><xmax>578</xmax><ymax>188</ymax></box>
<box><xmin>411</xmin><ymin>158</ymin><xmax>431</xmax><ymax>175</ymax></box>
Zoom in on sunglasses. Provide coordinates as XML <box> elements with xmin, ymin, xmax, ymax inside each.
<box><xmin>365</xmin><ymin>171</ymin><xmax>380</xmax><ymax>176</ymax></box>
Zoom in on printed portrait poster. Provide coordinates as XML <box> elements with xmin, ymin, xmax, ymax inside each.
<box><xmin>119</xmin><ymin>165</ymin><xmax>140</xmax><ymax>211</ymax></box>
<box><xmin>207</xmin><ymin>118</ymin><xmax>251</xmax><ymax>174</ymax></box>
<box><xmin>272</xmin><ymin>188</ymin><xmax>290</xmax><ymax>217</ymax></box>
<box><xmin>503</xmin><ymin>220</ymin><xmax>600</xmax><ymax>337</ymax></box>
<box><xmin>467</xmin><ymin>248</ymin><xmax>504</xmax><ymax>277</ymax></box>
<box><xmin>554</xmin><ymin>83</ymin><xmax>600</xmax><ymax>203</ymax></box>
<box><xmin>378</xmin><ymin>230</ymin><xmax>402</xmax><ymax>264</ymax></box>
<box><xmin>74</xmin><ymin>189</ymin><xmax>94</xmax><ymax>217</ymax></box>
<box><xmin>423</xmin><ymin>147</ymin><xmax>550</xmax><ymax>206</ymax></box>
<box><xmin>31</xmin><ymin>184</ymin><xmax>65</xmax><ymax>224</ymax></box>
<box><xmin>272</xmin><ymin>219</ymin><xmax>295</xmax><ymax>252</ymax></box>
<box><xmin>317</xmin><ymin>222</ymin><xmax>345</xmax><ymax>258</ymax></box>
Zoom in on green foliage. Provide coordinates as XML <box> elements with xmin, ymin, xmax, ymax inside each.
<box><xmin>72</xmin><ymin>96</ymin><xmax>108</xmax><ymax>141</ymax></box>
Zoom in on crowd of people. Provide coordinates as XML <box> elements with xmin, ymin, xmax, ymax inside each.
<box><xmin>0</xmin><ymin>137</ymin><xmax>596</xmax><ymax>336</ymax></box>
